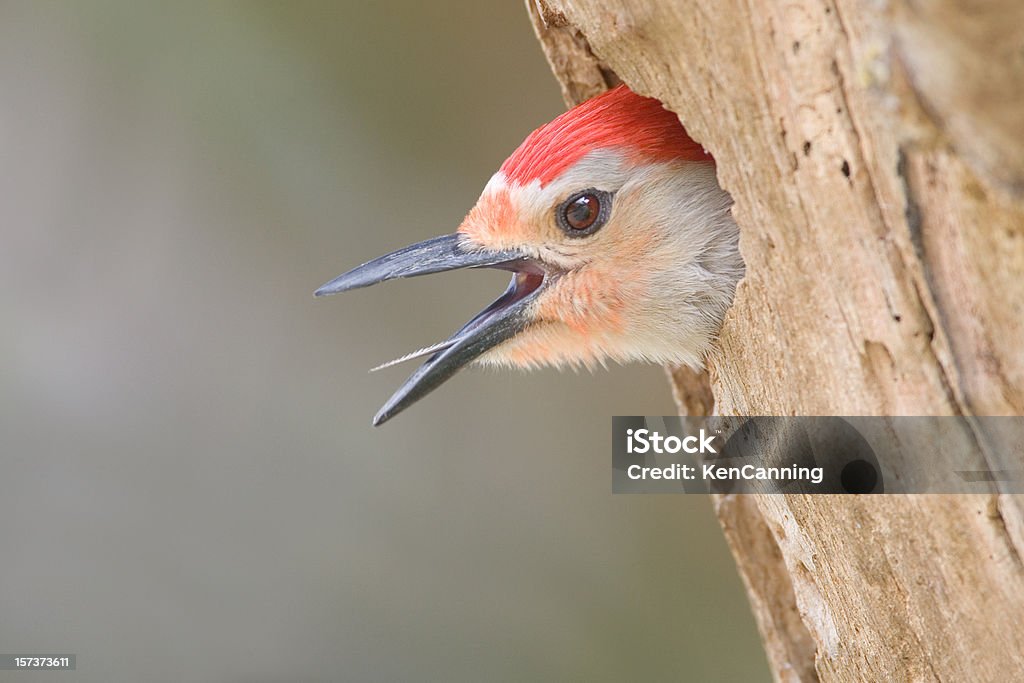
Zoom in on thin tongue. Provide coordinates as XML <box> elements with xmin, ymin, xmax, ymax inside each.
<box><xmin>369</xmin><ymin>339</ymin><xmax>457</xmax><ymax>373</ymax></box>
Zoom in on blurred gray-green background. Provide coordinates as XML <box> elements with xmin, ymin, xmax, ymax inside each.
<box><xmin>0</xmin><ymin>2</ymin><xmax>767</xmax><ymax>681</ymax></box>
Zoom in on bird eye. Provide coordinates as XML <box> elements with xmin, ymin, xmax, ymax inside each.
<box><xmin>557</xmin><ymin>189</ymin><xmax>611</xmax><ymax>236</ymax></box>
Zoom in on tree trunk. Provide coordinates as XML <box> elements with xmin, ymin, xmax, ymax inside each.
<box><xmin>527</xmin><ymin>1</ymin><xmax>1024</xmax><ymax>680</ymax></box>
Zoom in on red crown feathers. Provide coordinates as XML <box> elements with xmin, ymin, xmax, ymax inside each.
<box><xmin>500</xmin><ymin>85</ymin><xmax>712</xmax><ymax>188</ymax></box>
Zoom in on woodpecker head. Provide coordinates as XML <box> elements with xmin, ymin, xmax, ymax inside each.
<box><xmin>316</xmin><ymin>85</ymin><xmax>742</xmax><ymax>425</ymax></box>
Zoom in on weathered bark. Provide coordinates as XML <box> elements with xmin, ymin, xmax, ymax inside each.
<box><xmin>527</xmin><ymin>1</ymin><xmax>1024</xmax><ymax>680</ymax></box>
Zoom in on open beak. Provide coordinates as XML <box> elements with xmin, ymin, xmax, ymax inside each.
<box><xmin>315</xmin><ymin>233</ymin><xmax>546</xmax><ymax>425</ymax></box>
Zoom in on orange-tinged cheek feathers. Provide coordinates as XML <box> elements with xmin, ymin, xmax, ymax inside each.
<box><xmin>536</xmin><ymin>268</ymin><xmax>625</xmax><ymax>334</ymax></box>
<box><xmin>488</xmin><ymin>264</ymin><xmax>646</xmax><ymax>370</ymax></box>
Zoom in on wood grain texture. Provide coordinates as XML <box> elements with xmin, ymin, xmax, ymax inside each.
<box><xmin>527</xmin><ymin>1</ymin><xmax>1024</xmax><ymax>680</ymax></box>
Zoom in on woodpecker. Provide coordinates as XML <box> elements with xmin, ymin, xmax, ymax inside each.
<box><xmin>316</xmin><ymin>85</ymin><xmax>742</xmax><ymax>425</ymax></box>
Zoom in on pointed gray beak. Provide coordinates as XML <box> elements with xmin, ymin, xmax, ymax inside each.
<box><xmin>314</xmin><ymin>233</ymin><xmax>526</xmax><ymax>296</ymax></box>
<box><xmin>315</xmin><ymin>233</ymin><xmax>547</xmax><ymax>425</ymax></box>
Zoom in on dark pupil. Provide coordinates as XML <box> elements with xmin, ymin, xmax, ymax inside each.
<box><xmin>565</xmin><ymin>194</ymin><xmax>599</xmax><ymax>230</ymax></box>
